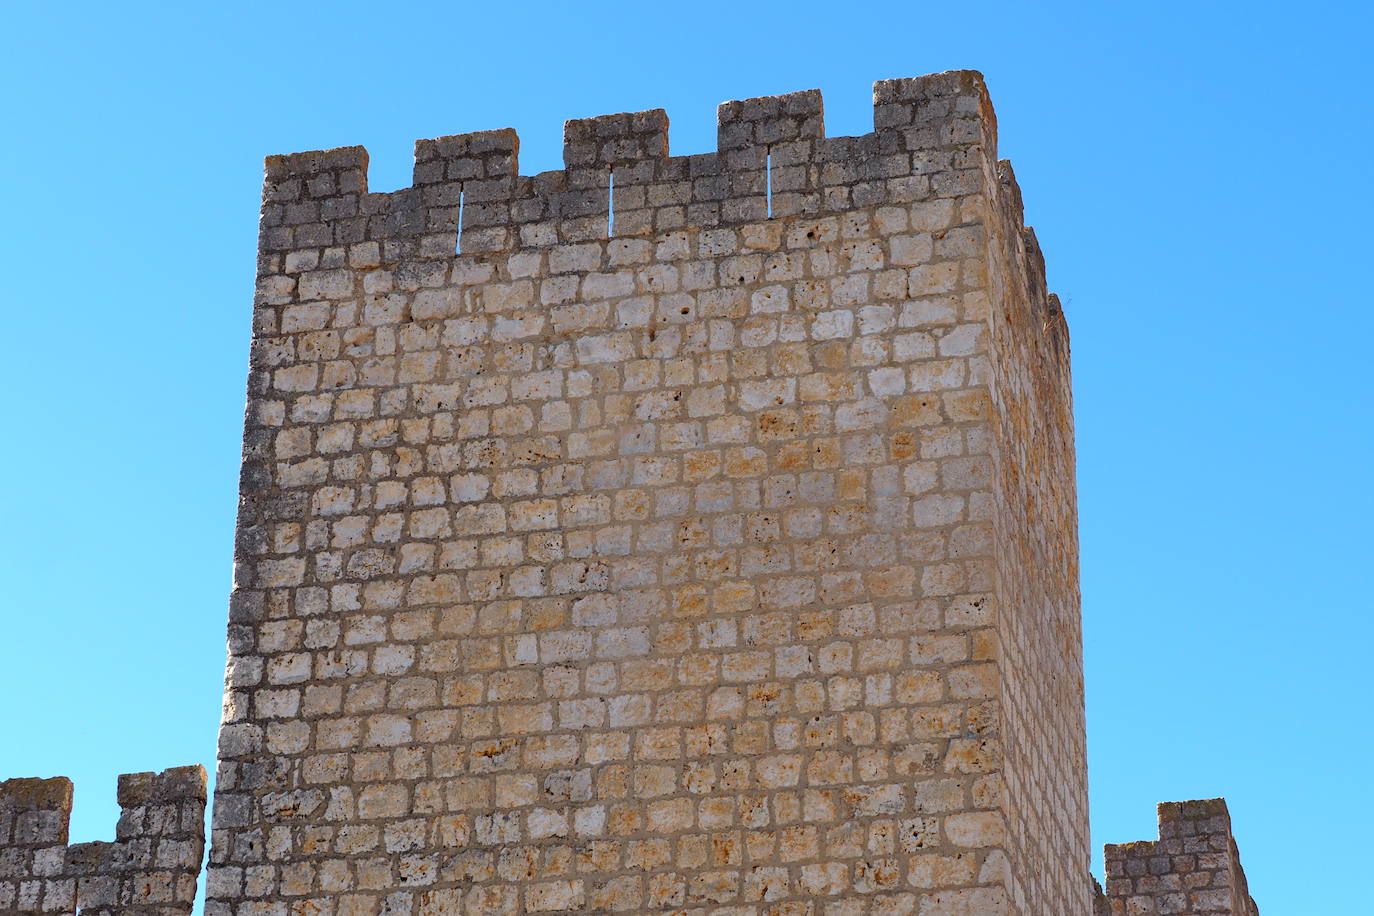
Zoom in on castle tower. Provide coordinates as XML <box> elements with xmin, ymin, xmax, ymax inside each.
<box><xmin>206</xmin><ymin>69</ymin><xmax>1090</xmax><ymax>915</ymax></box>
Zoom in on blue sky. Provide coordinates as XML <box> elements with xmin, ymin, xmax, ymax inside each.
<box><xmin>1</xmin><ymin>1</ymin><xmax>1369</xmax><ymax>911</ymax></box>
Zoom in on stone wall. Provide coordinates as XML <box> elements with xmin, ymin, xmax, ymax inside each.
<box><xmin>0</xmin><ymin>765</ymin><xmax>206</xmax><ymax>915</ymax></box>
<box><xmin>204</xmin><ymin>69</ymin><xmax>1095</xmax><ymax>916</ymax></box>
<box><xmin>1102</xmin><ymin>799</ymin><xmax>1259</xmax><ymax>916</ymax></box>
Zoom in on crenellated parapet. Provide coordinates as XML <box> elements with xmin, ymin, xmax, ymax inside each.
<box><xmin>255</xmin><ymin>70</ymin><xmax>996</xmax><ymax>271</ymax></box>
<box><xmin>0</xmin><ymin>766</ymin><xmax>207</xmax><ymax>915</ymax></box>
<box><xmin>1103</xmin><ymin>798</ymin><xmax>1260</xmax><ymax>915</ymax></box>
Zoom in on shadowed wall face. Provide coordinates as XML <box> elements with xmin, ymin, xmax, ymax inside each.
<box><xmin>209</xmin><ymin>71</ymin><xmax>1090</xmax><ymax>916</ymax></box>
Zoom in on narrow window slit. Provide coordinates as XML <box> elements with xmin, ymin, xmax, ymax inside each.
<box><xmin>608</xmin><ymin>170</ymin><xmax>616</xmax><ymax>238</ymax></box>
<box><xmin>455</xmin><ymin>189</ymin><xmax>465</xmax><ymax>255</ymax></box>
<box><xmin>766</xmin><ymin>151</ymin><xmax>774</xmax><ymax>218</ymax></box>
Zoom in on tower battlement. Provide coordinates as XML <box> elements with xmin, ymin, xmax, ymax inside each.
<box><xmin>257</xmin><ymin>71</ymin><xmax>994</xmax><ymax>264</ymax></box>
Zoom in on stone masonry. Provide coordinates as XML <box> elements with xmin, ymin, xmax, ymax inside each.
<box><xmin>0</xmin><ymin>70</ymin><xmax>1260</xmax><ymax>915</ymax></box>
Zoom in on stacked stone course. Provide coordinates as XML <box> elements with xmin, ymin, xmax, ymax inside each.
<box><xmin>0</xmin><ymin>69</ymin><xmax>1262</xmax><ymax>916</ymax></box>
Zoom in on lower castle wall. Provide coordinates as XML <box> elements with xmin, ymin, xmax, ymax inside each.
<box><xmin>1103</xmin><ymin>799</ymin><xmax>1259</xmax><ymax>916</ymax></box>
<box><xmin>0</xmin><ymin>766</ymin><xmax>206</xmax><ymax>916</ymax></box>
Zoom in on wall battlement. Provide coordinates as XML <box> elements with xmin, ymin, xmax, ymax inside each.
<box><xmin>257</xmin><ymin>71</ymin><xmax>995</xmax><ymax>265</ymax></box>
<box><xmin>0</xmin><ymin>766</ymin><xmax>207</xmax><ymax>915</ymax></box>
<box><xmin>1101</xmin><ymin>798</ymin><xmax>1259</xmax><ymax>916</ymax></box>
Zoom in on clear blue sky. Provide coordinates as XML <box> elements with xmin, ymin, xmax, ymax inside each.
<box><xmin>1</xmin><ymin>1</ymin><xmax>1369</xmax><ymax>912</ymax></box>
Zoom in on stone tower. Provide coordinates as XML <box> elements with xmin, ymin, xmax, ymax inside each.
<box><xmin>0</xmin><ymin>70</ymin><xmax>1261</xmax><ymax>916</ymax></box>
<box><xmin>210</xmin><ymin>69</ymin><xmax>1089</xmax><ymax>915</ymax></box>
